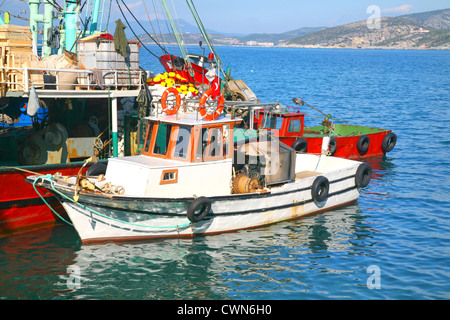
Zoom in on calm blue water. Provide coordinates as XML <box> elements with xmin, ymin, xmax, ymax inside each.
<box><xmin>1</xmin><ymin>47</ymin><xmax>449</xmax><ymax>300</ymax></box>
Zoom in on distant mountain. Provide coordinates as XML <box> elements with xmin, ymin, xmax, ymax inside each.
<box><xmin>400</xmin><ymin>8</ymin><xmax>450</xmax><ymax>30</ymax></box>
<box><xmin>123</xmin><ymin>18</ymin><xmax>218</xmax><ymax>38</ymax></box>
<box><xmin>238</xmin><ymin>27</ymin><xmax>325</xmax><ymax>45</ymax></box>
<box><xmin>128</xmin><ymin>8</ymin><xmax>450</xmax><ymax>49</ymax></box>
<box><xmin>282</xmin><ymin>9</ymin><xmax>450</xmax><ymax>49</ymax></box>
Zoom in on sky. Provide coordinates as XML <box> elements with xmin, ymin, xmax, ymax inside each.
<box><xmin>1</xmin><ymin>0</ymin><xmax>449</xmax><ymax>34</ymax></box>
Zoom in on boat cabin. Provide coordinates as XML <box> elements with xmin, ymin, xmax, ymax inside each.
<box><xmin>104</xmin><ymin>113</ymin><xmax>240</xmax><ymax>198</ymax></box>
<box><xmin>254</xmin><ymin>107</ymin><xmax>305</xmax><ymax>137</ymax></box>
<box><xmin>103</xmin><ymin>111</ymin><xmax>297</xmax><ymax>199</ymax></box>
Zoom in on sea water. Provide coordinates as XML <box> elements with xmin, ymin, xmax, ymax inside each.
<box><xmin>1</xmin><ymin>47</ymin><xmax>449</xmax><ymax>300</ymax></box>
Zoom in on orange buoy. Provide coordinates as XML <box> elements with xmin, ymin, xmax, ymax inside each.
<box><xmin>161</xmin><ymin>87</ymin><xmax>181</xmax><ymax>115</ymax></box>
<box><xmin>199</xmin><ymin>88</ymin><xmax>224</xmax><ymax>121</ymax></box>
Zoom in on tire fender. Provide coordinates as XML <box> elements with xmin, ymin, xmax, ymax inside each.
<box><xmin>291</xmin><ymin>138</ymin><xmax>308</xmax><ymax>153</ymax></box>
<box><xmin>187</xmin><ymin>197</ymin><xmax>211</xmax><ymax>222</ymax></box>
<box><xmin>355</xmin><ymin>162</ymin><xmax>372</xmax><ymax>188</ymax></box>
<box><xmin>356</xmin><ymin>135</ymin><xmax>370</xmax><ymax>155</ymax></box>
<box><xmin>381</xmin><ymin>132</ymin><xmax>397</xmax><ymax>153</ymax></box>
<box><xmin>311</xmin><ymin>176</ymin><xmax>329</xmax><ymax>203</ymax></box>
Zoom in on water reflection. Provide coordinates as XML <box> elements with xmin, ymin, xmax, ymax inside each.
<box><xmin>52</xmin><ymin>201</ymin><xmax>375</xmax><ymax>299</ymax></box>
<box><xmin>0</xmin><ymin>157</ymin><xmax>394</xmax><ymax>300</ymax></box>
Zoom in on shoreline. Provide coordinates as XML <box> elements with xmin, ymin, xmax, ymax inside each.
<box><xmin>141</xmin><ymin>42</ymin><xmax>450</xmax><ymax>51</ymax></box>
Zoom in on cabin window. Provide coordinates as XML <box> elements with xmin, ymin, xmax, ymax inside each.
<box><xmin>143</xmin><ymin>122</ymin><xmax>154</xmax><ymax>153</ymax></box>
<box><xmin>195</xmin><ymin>126</ymin><xmax>223</xmax><ymax>161</ymax></box>
<box><xmin>288</xmin><ymin>119</ymin><xmax>301</xmax><ymax>132</ymax></box>
<box><xmin>195</xmin><ymin>127</ymin><xmax>208</xmax><ymax>160</ymax></box>
<box><xmin>160</xmin><ymin>169</ymin><xmax>178</xmax><ymax>185</ymax></box>
<box><xmin>208</xmin><ymin>128</ymin><xmax>222</xmax><ymax>158</ymax></box>
<box><xmin>173</xmin><ymin>126</ymin><xmax>192</xmax><ymax>160</ymax></box>
<box><xmin>153</xmin><ymin>123</ymin><xmax>173</xmax><ymax>155</ymax></box>
<box><xmin>262</xmin><ymin>114</ymin><xmax>282</xmax><ymax>130</ymax></box>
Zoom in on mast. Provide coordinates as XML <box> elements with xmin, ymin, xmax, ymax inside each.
<box><xmin>29</xmin><ymin>0</ymin><xmax>54</xmax><ymax>57</ymax></box>
<box><xmin>160</xmin><ymin>0</ymin><xmax>194</xmax><ymax>77</ymax></box>
<box><xmin>64</xmin><ymin>0</ymin><xmax>80</xmax><ymax>53</ymax></box>
<box><xmin>185</xmin><ymin>0</ymin><xmax>228</xmax><ymax>80</ymax></box>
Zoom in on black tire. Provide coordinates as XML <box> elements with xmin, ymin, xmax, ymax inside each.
<box><xmin>355</xmin><ymin>162</ymin><xmax>372</xmax><ymax>188</ymax></box>
<box><xmin>328</xmin><ymin>137</ymin><xmax>337</xmax><ymax>156</ymax></box>
<box><xmin>311</xmin><ymin>176</ymin><xmax>329</xmax><ymax>203</ymax></box>
<box><xmin>356</xmin><ymin>135</ymin><xmax>370</xmax><ymax>155</ymax></box>
<box><xmin>187</xmin><ymin>197</ymin><xmax>211</xmax><ymax>222</ymax></box>
<box><xmin>291</xmin><ymin>138</ymin><xmax>308</xmax><ymax>153</ymax></box>
<box><xmin>86</xmin><ymin>162</ymin><xmax>107</xmax><ymax>176</ymax></box>
<box><xmin>381</xmin><ymin>132</ymin><xmax>397</xmax><ymax>153</ymax></box>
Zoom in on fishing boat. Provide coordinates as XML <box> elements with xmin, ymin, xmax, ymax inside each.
<box><xmin>0</xmin><ymin>1</ymin><xmax>148</xmax><ymax>235</ymax></box>
<box><xmin>146</xmin><ymin>1</ymin><xmax>396</xmax><ymax>161</ymax></box>
<box><xmin>233</xmin><ymin>98</ymin><xmax>397</xmax><ymax>160</ymax></box>
<box><xmin>26</xmin><ymin>96</ymin><xmax>372</xmax><ymax>242</ymax></box>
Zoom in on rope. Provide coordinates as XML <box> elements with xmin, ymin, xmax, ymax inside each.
<box><xmin>116</xmin><ymin>0</ymin><xmax>169</xmax><ymax>57</ymax></box>
<box><xmin>33</xmin><ymin>175</ymin><xmax>74</xmax><ymax>226</ymax></box>
<box><xmin>33</xmin><ymin>175</ymin><xmax>192</xmax><ymax>230</ymax></box>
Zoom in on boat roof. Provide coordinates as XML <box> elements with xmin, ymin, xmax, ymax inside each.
<box><xmin>146</xmin><ymin>113</ymin><xmax>242</xmax><ymax>126</ymax></box>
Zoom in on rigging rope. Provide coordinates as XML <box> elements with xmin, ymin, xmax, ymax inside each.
<box><xmin>115</xmin><ymin>0</ymin><xmax>169</xmax><ymax>59</ymax></box>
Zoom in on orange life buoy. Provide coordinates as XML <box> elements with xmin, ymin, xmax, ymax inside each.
<box><xmin>161</xmin><ymin>87</ymin><xmax>181</xmax><ymax>115</ymax></box>
<box><xmin>199</xmin><ymin>88</ymin><xmax>224</xmax><ymax>121</ymax></box>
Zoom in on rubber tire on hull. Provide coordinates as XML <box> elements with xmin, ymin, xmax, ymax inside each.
<box><xmin>328</xmin><ymin>137</ymin><xmax>337</xmax><ymax>156</ymax></box>
<box><xmin>356</xmin><ymin>135</ymin><xmax>370</xmax><ymax>155</ymax></box>
<box><xmin>291</xmin><ymin>138</ymin><xmax>308</xmax><ymax>153</ymax></box>
<box><xmin>86</xmin><ymin>162</ymin><xmax>107</xmax><ymax>176</ymax></box>
<box><xmin>311</xmin><ymin>176</ymin><xmax>329</xmax><ymax>203</ymax></box>
<box><xmin>381</xmin><ymin>132</ymin><xmax>397</xmax><ymax>153</ymax></box>
<box><xmin>355</xmin><ymin>162</ymin><xmax>372</xmax><ymax>188</ymax></box>
<box><xmin>187</xmin><ymin>197</ymin><xmax>211</xmax><ymax>222</ymax></box>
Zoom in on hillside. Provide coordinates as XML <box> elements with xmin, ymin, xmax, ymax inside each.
<box><xmin>237</xmin><ymin>27</ymin><xmax>325</xmax><ymax>45</ymax></box>
<box><xmin>401</xmin><ymin>8</ymin><xmax>450</xmax><ymax>30</ymax></box>
<box><xmin>282</xmin><ymin>9</ymin><xmax>450</xmax><ymax>49</ymax></box>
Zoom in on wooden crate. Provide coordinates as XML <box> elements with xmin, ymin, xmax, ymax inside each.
<box><xmin>0</xmin><ymin>25</ymin><xmax>37</xmax><ymax>95</ymax></box>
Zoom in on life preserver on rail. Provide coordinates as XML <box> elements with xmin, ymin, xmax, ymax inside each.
<box><xmin>187</xmin><ymin>197</ymin><xmax>211</xmax><ymax>222</ymax></box>
<box><xmin>198</xmin><ymin>88</ymin><xmax>224</xmax><ymax>121</ymax></box>
<box><xmin>355</xmin><ymin>162</ymin><xmax>372</xmax><ymax>188</ymax></box>
<box><xmin>311</xmin><ymin>176</ymin><xmax>329</xmax><ymax>203</ymax></box>
<box><xmin>161</xmin><ymin>87</ymin><xmax>181</xmax><ymax>115</ymax></box>
<box><xmin>356</xmin><ymin>135</ymin><xmax>370</xmax><ymax>155</ymax></box>
<box><xmin>381</xmin><ymin>132</ymin><xmax>397</xmax><ymax>154</ymax></box>
<box><xmin>291</xmin><ymin>138</ymin><xmax>308</xmax><ymax>153</ymax></box>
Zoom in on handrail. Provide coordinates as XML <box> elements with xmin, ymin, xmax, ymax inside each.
<box><xmin>0</xmin><ymin>66</ymin><xmax>144</xmax><ymax>93</ymax></box>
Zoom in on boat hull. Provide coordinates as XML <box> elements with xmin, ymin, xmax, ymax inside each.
<box><xmin>37</xmin><ymin>159</ymin><xmax>363</xmax><ymax>243</ymax></box>
<box><xmin>0</xmin><ymin>163</ymin><xmax>84</xmax><ymax>236</ymax></box>
<box><xmin>281</xmin><ymin>125</ymin><xmax>395</xmax><ymax>160</ymax></box>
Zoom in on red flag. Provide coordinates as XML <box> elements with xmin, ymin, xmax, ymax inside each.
<box><xmin>210</xmin><ymin>76</ymin><xmax>221</xmax><ymax>99</ymax></box>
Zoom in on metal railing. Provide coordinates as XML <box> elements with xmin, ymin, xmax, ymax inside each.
<box><xmin>0</xmin><ymin>66</ymin><xmax>144</xmax><ymax>94</ymax></box>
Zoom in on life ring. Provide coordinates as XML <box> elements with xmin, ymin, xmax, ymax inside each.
<box><xmin>328</xmin><ymin>137</ymin><xmax>337</xmax><ymax>156</ymax></box>
<box><xmin>311</xmin><ymin>176</ymin><xmax>329</xmax><ymax>203</ymax></box>
<box><xmin>161</xmin><ymin>87</ymin><xmax>181</xmax><ymax>115</ymax></box>
<box><xmin>187</xmin><ymin>197</ymin><xmax>211</xmax><ymax>222</ymax></box>
<box><xmin>199</xmin><ymin>88</ymin><xmax>224</xmax><ymax>121</ymax></box>
<box><xmin>355</xmin><ymin>162</ymin><xmax>372</xmax><ymax>188</ymax></box>
<box><xmin>291</xmin><ymin>138</ymin><xmax>308</xmax><ymax>153</ymax></box>
<box><xmin>381</xmin><ymin>132</ymin><xmax>397</xmax><ymax>154</ymax></box>
<box><xmin>356</xmin><ymin>135</ymin><xmax>370</xmax><ymax>155</ymax></box>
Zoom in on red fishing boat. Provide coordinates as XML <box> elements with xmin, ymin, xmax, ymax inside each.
<box><xmin>0</xmin><ymin>1</ymin><xmax>146</xmax><ymax>236</ymax></box>
<box><xmin>250</xmin><ymin>100</ymin><xmax>397</xmax><ymax>160</ymax></box>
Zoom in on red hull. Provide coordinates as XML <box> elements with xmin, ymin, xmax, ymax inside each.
<box><xmin>280</xmin><ymin>130</ymin><xmax>392</xmax><ymax>160</ymax></box>
<box><xmin>0</xmin><ymin>163</ymin><xmax>85</xmax><ymax>236</ymax></box>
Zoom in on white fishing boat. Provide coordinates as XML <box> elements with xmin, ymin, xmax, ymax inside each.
<box><xmin>26</xmin><ymin>101</ymin><xmax>372</xmax><ymax>243</ymax></box>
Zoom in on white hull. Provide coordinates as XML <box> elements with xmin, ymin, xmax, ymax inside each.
<box><xmin>60</xmin><ymin>161</ymin><xmax>362</xmax><ymax>243</ymax></box>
